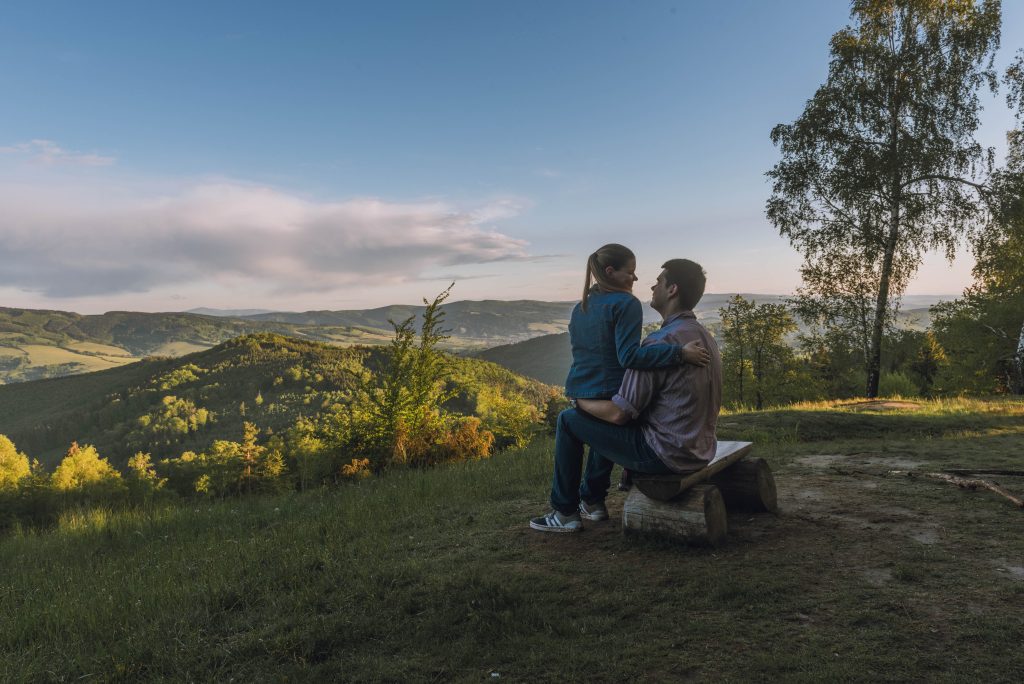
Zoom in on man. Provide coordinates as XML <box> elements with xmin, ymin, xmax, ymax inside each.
<box><xmin>530</xmin><ymin>258</ymin><xmax>722</xmax><ymax>532</ymax></box>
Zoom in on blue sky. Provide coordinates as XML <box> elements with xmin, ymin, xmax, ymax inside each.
<box><xmin>1</xmin><ymin>0</ymin><xmax>1021</xmax><ymax>313</ymax></box>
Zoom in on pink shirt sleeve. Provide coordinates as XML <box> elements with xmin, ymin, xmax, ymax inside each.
<box><xmin>611</xmin><ymin>364</ymin><xmax>663</xmax><ymax>419</ymax></box>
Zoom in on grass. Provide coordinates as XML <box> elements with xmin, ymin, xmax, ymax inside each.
<box><xmin>64</xmin><ymin>341</ymin><xmax>137</xmax><ymax>358</ymax></box>
<box><xmin>2</xmin><ymin>397</ymin><xmax>1023</xmax><ymax>681</ymax></box>
<box><xmin>20</xmin><ymin>345</ymin><xmax>136</xmax><ymax>372</ymax></box>
<box><xmin>147</xmin><ymin>341</ymin><xmax>212</xmax><ymax>357</ymax></box>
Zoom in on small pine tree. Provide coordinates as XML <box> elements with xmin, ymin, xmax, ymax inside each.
<box><xmin>125</xmin><ymin>452</ymin><xmax>168</xmax><ymax>503</ymax></box>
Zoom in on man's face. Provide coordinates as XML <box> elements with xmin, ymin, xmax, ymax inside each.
<box><xmin>650</xmin><ymin>270</ymin><xmax>673</xmax><ymax>313</ymax></box>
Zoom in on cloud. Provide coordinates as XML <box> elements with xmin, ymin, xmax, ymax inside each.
<box><xmin>0</xmin><ymin>174</ymin><xmax>531</xmax><ymax>298</ymax></box>
<box><xmin>0</xmin><ymin>139</ymin><xmax>115</xmax><ymax>166</ymax></box>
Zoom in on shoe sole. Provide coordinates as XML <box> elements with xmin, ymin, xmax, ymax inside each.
<box><xmin>529</xmin><ymin>521</ymin><xmax>582</xmax><ymax>533</ymax></box>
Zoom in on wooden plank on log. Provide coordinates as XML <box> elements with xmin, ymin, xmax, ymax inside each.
<box><xmin>633</xmin><ymin>441</ymin><xmax>754</xmax><ymax>501</ymax></box>
<box><xmin>622</xmin><ymin>484</ymin><xmax>727</xmax><ymax>546</ymax></box>
<box><xmin>709</xmin><ymin>457</ymin><xmax>778</xmax><ymax>513</ymax></box>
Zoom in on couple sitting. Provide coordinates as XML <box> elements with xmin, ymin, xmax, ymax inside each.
<box><xmin>531</xmin><ymin>247</ymin><xmax>722</xmax><ymax>532</ymax></box>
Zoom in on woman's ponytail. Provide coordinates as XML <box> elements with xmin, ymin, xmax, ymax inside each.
<box><xmin>581</xmin><ymin>252</ymin><xmax>599</xmax><ymax>312</ymax></box>
<box><xmin>580</xmin><ymin>244</ymin><xmax>635</xmax><ymax>312</ymax></box>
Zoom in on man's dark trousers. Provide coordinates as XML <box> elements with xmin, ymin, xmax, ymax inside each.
<box><xmin>550</xmin><ymin>408</ymin><xmax>674</xmax><ymax>516</ymax></box>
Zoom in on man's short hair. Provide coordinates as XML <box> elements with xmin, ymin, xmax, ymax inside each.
<box><xmin>661</xmin><ymin>259</ymin><xmax>706</xmax><ymax>310</ymax></box>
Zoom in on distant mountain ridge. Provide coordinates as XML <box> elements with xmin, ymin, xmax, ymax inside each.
<box><xmin>0</xmin><ymin>300</ymin><xmax>576</xmax><ymax>385</ymax></box>
<box><xmin>239</xmin><ymin>299</ymin><xmax>575</xmax><ymax>339</ymax></box>
<box><xmin>0</xmin><ymin>295</ymin><xmax>955</xmax><ymax>385</ymax></box>
<box><xmin>186</xmin><ymin>308</ymin><xmax>276</xmax><ymax>317</ymax></box>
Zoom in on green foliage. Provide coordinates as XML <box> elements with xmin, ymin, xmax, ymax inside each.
<box><xmin>358</xmin><ymin>285</ymin><xmax>464</xmax><ymax>468</ymax></box>
<box><xmin>719</xmin><ymin>296</ymin><xmax>807</xmax><ymax>409</ymax></box>
<box><xmin>933</xmin><ymin>60</ymin><xmax>1024</xmax><ymax>395</ymax></box>
<box><xmin>156</xmin><ymin>422</ymin><xmax>289</xmax><ymax>498</ymax></box>
<box><xmin>51</xmin><ymin>443</ymin><xmax>124</xmax><ymax>493</ymax></box>
<box><xmin>767</xmin><ymin>0</ymin><xmax>1002</xmax><ymax>397</ymax></box>
<box><xmin>881</xmin><ymin>329</ymin><xmax>947</xmax><ymax>396</ymax></box>
<box><xmin>155</xmin><ymin>364</ymin><xmax>203</xmax><ymax>391</ymax></box>
<box><xmin>0</xmin><ymin>435</ymin><xmax>30</xmax><ymax>490</ymax></box>
<box><xmin>127</xmin><ymin>395</ymin><xmax>214</xmax><ymax>454</ymax></box>
<box><xmin>798</xmin><ymin>328</ymin><xmax>865</xmax><ymax>400</ymax></box>
<box><xmin>125</xmin><ymin>452</ymin><xmax>169</xmax><ymax>504</ymax></box>
<box><xmin>877</xmin><ymin>371</ymin><xmax>920</xmax><ymax>398</ymax></box>
<box><xmin>476</xmin><ymin>386</ymin><xmax>542</xmax><ymax>450</ymax></box>
<box><xmin>279</xmin><ymin>417</ymin><xmax>333</xmax><ymax>490</ymax></box>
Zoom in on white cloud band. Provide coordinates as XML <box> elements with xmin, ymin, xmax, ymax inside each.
<box><xmin>0</xmin><ymin>167</ymin><xmax>530</xmax><ymax>298</ymax></box>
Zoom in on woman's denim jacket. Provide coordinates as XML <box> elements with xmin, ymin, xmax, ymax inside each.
<box><xmin>564</xmin><ymin>290</ymin><xmax>681</xmax><ymax>399</ymax></box>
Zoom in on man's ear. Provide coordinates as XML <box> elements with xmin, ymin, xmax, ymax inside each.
<box><xmin>667</xmin><ymin>283</ymin><xmax>679</xmax><ymax>299</ymax></box>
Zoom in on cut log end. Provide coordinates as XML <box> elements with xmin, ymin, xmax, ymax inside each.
<box><xmin>710</xmin><ymin>457</ymin><xmax>778</xmax><ymax>514</ymax></box>
<box><xmin>622</xmin><ymin>484</ymin><xmax>728</xmax><ymax>546</ymax></box>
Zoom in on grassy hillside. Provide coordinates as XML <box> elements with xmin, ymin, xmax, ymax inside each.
<box><xmin>2</xmin><ymin>398</ymin><xmax>1021</xmax><ymax>681</ymax></box>
<box><xmin>476</xmin><ymin>332</ymin><xmax>571</xmax><ymax>386</ymax></box>
<box><xmin>0</xmin><ymin>333</ymin><xmax>555</xmax><ymax>468</ymax></box>
<box><xmin>244</xmin><ymin>299</ymin><xmax>573</xmax><ymax>340</ymax></box>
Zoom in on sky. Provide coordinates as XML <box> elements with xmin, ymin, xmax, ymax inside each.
<box><xmin>1</xmin><ymin>0</ymin><xmax>1022</xmax><ymax>314</ymax></box>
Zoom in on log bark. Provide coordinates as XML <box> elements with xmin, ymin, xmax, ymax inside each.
<box><xmin>633</xmin><ymin>441</ymin><xmax>753</xmax><ymax>501</ymax></box>
<box><xmin>622</xmin><ymin>484</ymin><xmax>728</xmax><ymax>546</ymax></box>
<box><xmin>709</xmin><ymin>457</ymin><xmax>778</xmax><ymax>513</ymax></box>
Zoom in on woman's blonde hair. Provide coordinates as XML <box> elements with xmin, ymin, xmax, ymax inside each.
<box><xmin>581</xmin><ymin>243</ymin><xmax>635</xmax><ymax>312</ymax></box>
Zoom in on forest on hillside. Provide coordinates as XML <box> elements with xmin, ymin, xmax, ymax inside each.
<box><xmin>0</xmin><ymin>292</ymin><xmax>564</xmax><ymax>529</ymax></box>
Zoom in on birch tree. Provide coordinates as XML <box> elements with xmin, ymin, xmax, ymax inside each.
<box><xmin>767</xmin><ymin>0</ymin><xmax>1001</xmax><ymax>397</ymax></box>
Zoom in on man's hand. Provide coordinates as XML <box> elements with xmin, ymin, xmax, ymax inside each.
<box><xmin>576</xmin><ymin>398</ymin><xmax>631</xmax><ymax>425</ymax></box>
<box><xmin>681</xmin><ymin>340</ymin><xmax>710</xmax><ymax>367</ymax></box>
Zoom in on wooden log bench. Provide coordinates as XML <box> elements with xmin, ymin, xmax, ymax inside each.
<box><xmin>622</xmin><ymin>441</ymin><xmax>777</xmax><ymax>546</ymax></box>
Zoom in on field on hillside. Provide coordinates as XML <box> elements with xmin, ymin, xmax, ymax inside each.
<box><xmin>146</xmin><ymin>341</ymin><xmax>211</xmax><ymax>357</ymax></box>
<box><xmin>2</xmin><ymin>398</ymin><xmax>1022</xmax><ymax>681</ymax></box>
<box><xmin>22</xmin><ymin>345</ymin><xmax>138</xmax><ymax>371</ymax></box>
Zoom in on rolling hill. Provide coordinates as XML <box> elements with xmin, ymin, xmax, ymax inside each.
<box><xmin>0</xmin><ymin>333</ymin><xmax>556</xmax><ymax>469</ymax></box>
<box><xmin>0</xmin><ymin>300</ymin><xmax>576</xmax><ymax>385</ymax></box>
<box><xmin>241</xmin><ymin>299</ymin><xmax>574</xmax><ymax>340</ymax></box>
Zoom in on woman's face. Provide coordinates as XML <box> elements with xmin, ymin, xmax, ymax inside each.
<box><xmin>605</xmin><ymin>258</ymin><xmax>638</xmax><ymax>292</ymax></box>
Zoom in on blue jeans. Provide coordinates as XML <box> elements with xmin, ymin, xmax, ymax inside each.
<box><xmin>550</xmin><ymin>408</ymin><xmax>674</xmax><ymax>515</ymax></box>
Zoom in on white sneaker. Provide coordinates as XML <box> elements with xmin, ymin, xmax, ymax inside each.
<box><xmin>578</xmin><ymin>501</ymin><xmax>609</xmax><ymax>521</ymax></box>
<box><xmin>529</xmin><ymin>510</ymin><xmax>583</xmax><ymax>532</ymax></box>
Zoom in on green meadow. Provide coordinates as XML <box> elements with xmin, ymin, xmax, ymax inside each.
<box><xmin>3</xmin><ymin>398</ymin><xmax>1022</xmax><ymax>682</ymax></box>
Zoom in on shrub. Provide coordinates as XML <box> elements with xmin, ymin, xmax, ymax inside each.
<box><xmin>878</xmin><ymin>372</ymin><xmax>920</xmax><ymax>398</ymax></box>
<box><xmin>0</xmin><ymin>435</ymin><xmax>30</xmax><ymax>490</ymax></box>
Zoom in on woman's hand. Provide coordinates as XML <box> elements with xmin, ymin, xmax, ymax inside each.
<box><xmin>681</xmin><ymin>340</ymin><xmax>710</xmax><ymax>367</ymax></box>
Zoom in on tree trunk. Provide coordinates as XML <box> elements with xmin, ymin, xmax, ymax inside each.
<box><xmin>868</xmin><ymin>220</ymin><xmax>898</xmax><ymax>398</ymax></box>
<box><xmin>869</xmin><ymin>66</ymin><xmax>904</xmax><ymax>400</ymax></box>
<box><xmin>737</xmin><ymin>339</ymin><xmax>745</xmax><ymax>405</ymax></box>
<box><xmin>1014</xmin><ymin>318</ymin><xmax>1024</xmax><ymax>395</ymax></box>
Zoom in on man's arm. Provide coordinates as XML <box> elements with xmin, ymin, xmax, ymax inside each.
<box><xmin>576</xmin><ymin>359</ymin><xmax>663</xmax><ymax>426</ymax></box>
<box><xmin>576</xmin><ymin>398</ymin><xmax>631</xmax><ymax>425</ymax></box>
